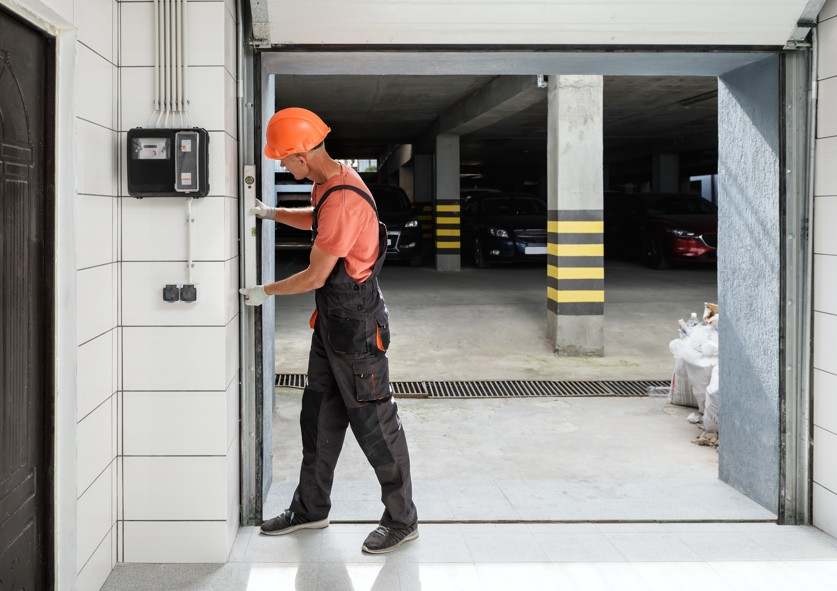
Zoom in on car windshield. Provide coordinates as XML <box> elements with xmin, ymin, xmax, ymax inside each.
<box><xmin>638</xmin><ymin>195</ymin><xmax>717</xmax><ymax>216</ymax></box>
<box><xmin>372</xmin><ymin>187</ymin><xmax>412</xmax><ymax>213</ymax></box>
<box><xmin>482</xmin><ymin>196</ymin><xmax>547</xmax><ymax>216</ymax></box>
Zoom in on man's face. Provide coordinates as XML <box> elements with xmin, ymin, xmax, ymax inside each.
<box><xmin>280</xmin><ymin>154</ymin><xmax>308</xmax><ymax>180</ymax></box>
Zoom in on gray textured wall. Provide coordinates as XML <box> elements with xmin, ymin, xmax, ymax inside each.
<box><xmin>717</xmin><ymin>56</ymin><xmax>781</xmax><ymax>512</ymax></box>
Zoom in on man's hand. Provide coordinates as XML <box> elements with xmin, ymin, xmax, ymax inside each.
<box><xmin>251</xmin><ymin>199</ymin><xmax>276</xmax><ymax>221</ymax></box>
<box><xmin>239</xmin><ymin>285</ymin><xmax>268</xmax><ymax>306</ymax></box>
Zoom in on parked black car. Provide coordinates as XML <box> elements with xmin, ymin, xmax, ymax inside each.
<box><xmin>366</xmin><ymin>184</ymin><xmax>424</xmax><ymax>267</ymax></box>
<box><xmin>461</xmin><ymin>193</ymin><xmax>548</xmax><ymax>267</ymax></box>
<box><xmin>603</xmin><ymin>192</ymin><xmax>718</xmax><ymax>269</ymax></box>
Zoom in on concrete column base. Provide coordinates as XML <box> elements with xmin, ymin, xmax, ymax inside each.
<box><xmin>435</xmin><ymin>254</ymin><xmax>460</xmax><ymax>272</ymax></box>
<box><xmin>548</xmin><ymin>314</ymin><xmax>604</xmax><ymax>357</ymax></box>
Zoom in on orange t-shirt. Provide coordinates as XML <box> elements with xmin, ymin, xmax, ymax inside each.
<box><xmin>311</xmin><ymin>164</ymin><xmax>379</xmax><ymax>283</ymax></box>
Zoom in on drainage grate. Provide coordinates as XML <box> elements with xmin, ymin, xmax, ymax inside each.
<box><xmin>276</xmin><ymin>374</ymin><xmax>669</xmax><ymax>398</ymax></box>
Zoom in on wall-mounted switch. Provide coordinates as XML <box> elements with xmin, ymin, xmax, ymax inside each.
<box><xmin>180</xmin><ymin>284</ymin><xmax>197</xmax><ymax>303</ymax></box>
<box><xmin>163</xmin><ymin>284</ymin><xmax>180</xmax><ymax>302</ymax></box>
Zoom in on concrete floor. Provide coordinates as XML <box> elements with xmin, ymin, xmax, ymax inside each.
<box><xmin>102</xmin><ymin>258</ymin><xmax>837</xmax><ymax>590</ymax></box>
<box><xmin>266</xmin><ymin>257</ymin><xmax>769</xmax><ymax>523</ymax></box>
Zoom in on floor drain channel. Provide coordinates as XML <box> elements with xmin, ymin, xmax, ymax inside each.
<box><xmin>276</xmin><ymin>375</ymin><xmax>669</xmax><ymax>398</ymax></box>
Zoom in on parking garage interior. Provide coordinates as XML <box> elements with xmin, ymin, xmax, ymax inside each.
<box><xmin>253</xmin><ymin>51</ymin><xmax>791</xmax><ymax>525</ymax></box>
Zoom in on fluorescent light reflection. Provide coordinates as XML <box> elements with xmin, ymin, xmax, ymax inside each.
<box><xmin>247</xmin><ymin>566</ymin><xmax>300</xmax><ymax>590</ymax></box>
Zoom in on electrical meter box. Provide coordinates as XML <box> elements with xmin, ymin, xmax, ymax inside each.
<box><xmin>127</xmin><ymin>127</ymin><xmax>210</xmax><ymax>198</ymax></box>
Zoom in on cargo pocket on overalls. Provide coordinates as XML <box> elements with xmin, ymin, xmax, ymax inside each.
<box><xmin>327</xmin><ymin>311</ymin><xmax>367</xmax><ymax>354</ymax></box>
<box><xmin>374</xmin><ymin>313</ymin><xmax>390</xmax><ymax>354</ymax></box>
<box><xmin>352</xmin><ymin>356</ymin><xmax>390</xmax><ymax>402</ymax></box>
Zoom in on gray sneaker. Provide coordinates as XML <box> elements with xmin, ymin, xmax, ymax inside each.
<box><xmin>260</xmin><ymin>509</ymin><xmax>329</xmax><ymax>536</ymax></box>
<box><xmin>361</xmin><ymin>522</ymin><xmax>419</xmax><ymax>554</ymax></box>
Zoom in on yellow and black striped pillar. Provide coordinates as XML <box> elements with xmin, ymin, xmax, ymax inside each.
<box><xmin>418</xmin><ymin>203</ymin><xmax>433</xmax><ymax>245</ymax></box>
<box><xmin>434</xmin><ymin>199</ymin><xmax>461</xmax><ymax>271</ymax></box>
<box><xmin>547</xmin><ymin>209</ymin><xmax>605</xmax><ymax>355</ymax></box>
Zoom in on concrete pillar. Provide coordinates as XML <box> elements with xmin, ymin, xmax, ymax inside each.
<box><xmin>546</xmin><ymin>75</ymin><xmax>604</xmax><ymax>356</ymax></box>
<box><xmin>435</xmin><ymin>135</ymin><xmax>460</xmax><ymax>271</ymax></box>
<box><xmin>651</xmin><ymin>153</ymin><xmax>680</xmax><ymax>193</ymax></box>
<box><xmin>414</xmin><ymin>154</ymin><xmax>434</xmax><ymax>246</ymax></box>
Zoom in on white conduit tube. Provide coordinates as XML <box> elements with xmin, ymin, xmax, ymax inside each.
<box><xmin>177</xmin><ymin>0</ymin><xmax>184</xmax><ymax>125</ymax></box>
<box><xmin>186</xmin><ymin>198</ymin><xmax>194</xmax><ymax>284</ymax></box>
<box><xmin>151</xmin><ymin>0</ymin><xmax>160</xmax><ymax>126</ymax></box>
<box><xmin>183</xmin><ymin>0</ymin><xmax>190</xmax><ymax>125</ymax></box>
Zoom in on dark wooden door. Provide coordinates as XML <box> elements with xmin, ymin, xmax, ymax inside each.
<box><xmin>0</xmin><ymin>6</ymin><xmax>54</xmax><ymax>590</ymax></box>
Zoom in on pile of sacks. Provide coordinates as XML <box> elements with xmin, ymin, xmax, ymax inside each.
<box><xmin>669</xmin><ymin>303</ymin><xmax>719</xmax><ymax>437</ymax></box>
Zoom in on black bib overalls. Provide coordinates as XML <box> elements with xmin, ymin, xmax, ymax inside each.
<box><xmin>288</xmin><ymin>184</ymin><xmax>418</xmax><ymax>529</ymax></box>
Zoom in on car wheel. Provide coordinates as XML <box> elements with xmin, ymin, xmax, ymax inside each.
<box><xmin>474</xmin><ymin>238</ymin><xmax>489</xmax><ymax>268</ymax></box>
<box><xmin>643</xmin><ymin>236</ymin><xmax>669</xmax><ymax>270</ymax></box>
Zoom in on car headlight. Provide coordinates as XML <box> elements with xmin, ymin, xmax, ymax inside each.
<box><xmin>488</xmin><ymin>227</ymin><xmax>509</xmax><ymax>238</ymax></box>
<box><xmin>665</xmin><ymin>228</ymin><xmax>696</xmax><ymax>238</ymax></box>
<box><xmin>404</xmin><ymin>219</ymin><xmax>419</xmax><ymax>228</ymax></box>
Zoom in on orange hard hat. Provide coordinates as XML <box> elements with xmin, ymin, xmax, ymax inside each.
<box><xmin>264</xmin><ymin>107</ymin><xmax>331</xmax><ymax>160</ymax></box>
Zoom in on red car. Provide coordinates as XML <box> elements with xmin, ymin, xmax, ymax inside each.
<box><xmin>604</xmin><ymin>192</ymin><xmax>718</xmax><ymax>269</ymax></box>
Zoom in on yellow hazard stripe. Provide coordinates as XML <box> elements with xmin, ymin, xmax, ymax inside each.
<box><xmin>547</xmin><ymin>243</ymin><xmax>604</xmax><ymax>257</ymax></box>
<box><xmin>547</xmin><ymin>266</ymin><xmax>605</xmax><ymax>280</ymax></box>
<box><xmin>436</xmin><ymin>228</ymin><xmax>460</xmax><ymax>237</ymax></box>
<box><xmin>548</xmin><ymin>221</ymin><xmax>604</xmax><ymax>234</ymax></box>
<box><xmin>547</xmin><ymin>288</ymin><xmax>605</xmax><ymax>303</ymax></box>
<box><xmin>436</xmin><ymin>217</ymin><xmax>460</xmax><ymax>225</ymax></box>
<box><xmin>437</xmin><ymin>241</ymin><xmax>460</xmax><ymax>249</ymax></box>
<box><xmin>436</xmin><ymin>204</ymin><xmax>461</xmax><ymax>213</ymax></box>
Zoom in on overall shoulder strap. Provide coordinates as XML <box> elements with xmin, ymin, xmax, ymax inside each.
<box><xmin>315</xmin><ymin>184</ymin><xmax>378</xmax><ymax>218</ymax></box>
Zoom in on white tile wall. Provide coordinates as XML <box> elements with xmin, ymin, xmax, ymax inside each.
<box><xmin>123</xmin><ymin>521</ymin><xmax>229</xmax><ymax>563</ymax></box>
<box><xmin>120</xmin><ymin>1</ymin><xmax>227</xmax><ymax>67</ymax></box>
<box><xmin>123</xmin><ymin>391</ymin><xmax>228</xmax><ymax>455</ymax></box>
<box><xmin>77</xmin><ymin>331</ymin><xmax>115</xmax><ymax>420</ymax></box>
<box><xmin>814</xmin><ymin>255</ymin><xmax>837</xmax><ymax>316</ymax></box>
<box><xmin>121</xmin><ymin>261</ymin><xmax>226</xmax><ymax>326</ymax></box>
<box><xmin>821</xmin><ymin>17</ymin><xmax>837</xmax><ymax>80</ymax></box>
<box><xmin>225</xmin><ymin>443</ymin><xmax>240</xmax><ymax>555</ymax></box>
<box><xmin>77</xmin><ymin>45</ymin><xmax>115</xmax><ymax>130</ymax></box>
<box><xmin>225</xmin><ymin>258</ymin><xmax>239</xmax><ymax>324</ymax></box>
<box><xmin>814</xmin><ymin>370</ymin><xmax>837</xmax><ymax>436</ymax></box>
<box><xmin>814</xmin><ymin>197</ymin><xmax>837</xmax><ymax>254</ymax></box>
<box><xmin>76</xmin><ymin>194</ymin><xmax>114</xmax><ymax>270</ymax></box>
<box><xmin>208</xmin><ymin>131</ymin><xmax>232</xmax><ymax>197</ymax></box>
<box><xmin>224</xmin><ymin>0</ymin><xmax>237</xmax><ymax>26</ymax></box>
<box><xmin>77</xmin><ymin>264</ymin><xmax>116</xmax><ymax>345</ymax></box>
<box><xmin>77</xmin><ymin>464</ymin><xmax>113</xmax><ymax>572</ymax></box>
<box><xmin>122</xmin><ymin>326</ymin><xmax>227</xmax><ymax>390</ymax></box>
<box><xmin>225</xmin><ymin>195</ymin><xmax>239</xmax><ymax>259</ymax></box>
<box><xmin>121</xmin><ymin>196</ymin><xmax>227</xmax><ymax>261</ymax></box>
<box><xmin>224</xmin><ymin>3</ymin><xmax>236</xmax><ymax>76</ymax></box>
<box><xmin>224</xmin><ymin>133</ymin><xmax>239</xmax><ymax>197</ymax></box>
<box><xmin>819</xmin><ymin>77</ymin><xmax>837</xmax><ymax>139</ymax></box>
<box><xmin>814</xmin><ymin>312</ymin><xmax>837</xmax><ymax>376</ymax></box>
<box><xmin>224</xmin><ymin>69</ymin><xmax>237</xmax><ymax>138</ymax></box>
<box><xmin>225</xmin><ymin>316</ymin><xmax>240</xmax><ymax>389</ymax></box>
<box><xmin>823</xmin><ymin>0</ymin><xmax>837</xmax><ymax>22</ymax></box>
<box><xmin>814</xmin><ymin>426</ymin><xmax>837</xmax><ymax>494</ymax></box>
<box><xmin>815</xmin><ymin>137</ymin><xmax>837</xmax><ymax>195</ymax></box>
<box><xmin>226</xmin><ymin>373</ymin><xmax>239</xmax><ymax>451</ymax></box>
<box><xmin>77</xmin><ymin>400</ymin><xmax>114</xmax><ymax>497</ymax></box>
<box><xmin>77</xmin><ymin>0</ymin><xmax>115</xmax><ymax>63</ymax></box>
<box><xmin>123</xmin><ymin>456</ymin><xmax>227</xmax><ymax>520</ymax></box>
<box><xmin>814</xmin><ymin>483</ymin><xmax>837</xmax><ymax>536</ymax></box>
<box><xmin>76</xmin><ymin>529</ymin><xmax>113</xmax><ymax>591</ymax></box>
<box><xmin>77</xmin><ymin>120</ymin><xmax>118</xmax><ymax>196</ymax></box>
<box><xmin>119</xmin><ymin>66</ymin><xmax>229</xmax><ymax>131</ymax></box>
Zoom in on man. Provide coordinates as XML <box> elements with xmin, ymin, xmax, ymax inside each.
<box><xmin>239</xmin><ymin>107</ymin><xmax>418</xmax><ymax>554</ymax></box>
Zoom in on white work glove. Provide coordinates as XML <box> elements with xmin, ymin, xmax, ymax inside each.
<box><xmin>239</xmin><ymin>285</ymin><xmax>268</xmax><ymax>306</ymax></box>
<box><xmin>251</xmin><ymin>199</ymin><xmax>276</xmax><ymax>221</ymax></box>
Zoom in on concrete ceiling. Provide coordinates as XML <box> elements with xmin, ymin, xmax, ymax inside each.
<box><xmin>274</xmin><ymin>74</ymin><xmax>718</xmax><ymax>186</ymax></box>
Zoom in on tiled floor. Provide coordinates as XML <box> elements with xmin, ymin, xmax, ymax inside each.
<box><xmin>102</xmin><ymin>522</ymin><xmax>837</xmax><ymax>590</ymax></box>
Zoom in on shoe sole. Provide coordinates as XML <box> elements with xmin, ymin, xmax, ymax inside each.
<box><xmin>361</xmin><ymin>528</ymin><xmax>419</xmax><ymax>554</ymax></box>
<box><xmin>260</xmin><ymin>518</ymin><xmax>329</xmax><ymax>536</ymax></box>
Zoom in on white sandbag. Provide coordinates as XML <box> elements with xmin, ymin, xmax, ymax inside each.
<box><xmin>703</xmin><ymin>365</ymin><xmax>720</xmax><ymax>433</ymax></box>
<box><xmin>685</xmin><ymin>361</ymin><xmax>714</xmax><ymax>414</ymax></box>
<box><xmin>669</xmin><ymin>357</ymin><xmax>697</xmax><ymax>408</ymax></box>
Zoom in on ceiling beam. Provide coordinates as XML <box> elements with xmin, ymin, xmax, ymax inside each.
<box><xmin>415</xmin><ymin>75</ymin><xmax>547</xmax><ymax>151</ymax></box>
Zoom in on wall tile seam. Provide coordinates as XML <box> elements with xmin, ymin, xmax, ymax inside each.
<box><xmin>77</xmin><ymin>522</ymin><xmax>116</xmax><ymax>578</ymax></box>
<box><xmin>814</xmin><ymin>366</ymin><xmax>837</xmax><ymax>379</ymax></box>
<box><xmin>78</xmin><ymin>458</ymin><xmax>117</xmax><ymax>502</ymax></box>
<box><xmin>120</xmin><ymin>324</ymin><xmax>232</xmax><ymax>329</ymax></box>
<box><xmin>813</xmin><ymin>193</ymin><xmax>837</xmax><ymax>198</ymax></box>
<box><xmin>77</xmin><ymin>193</ymin><xmax>119</xmax><ymax>199</ymax></box>
<box><xmin>118</xmin><ymin>519</ymin><xmax>228</xmax><ymax>523</ymax></box>
<box><xmin>77</xmin><ymin>116</ymin><xmax>118</xmax><ymax>135</ymax></box>
<box><xmin>77</xmin><ymin>390</ymin><xmax>118</xmax><ymax>425</ymax></box>
<box><xmin>118</xmin><ymin>258</ymin><xmax>232</xmax><ymax>263</ymax></box>
<box><xmin>120</xmin><ymin>454</ymin><xmax>229</xmax><ymax>458</ymax></box>
<box><xmin>77</xmin><ymin>260</ymin><xmax>118</xmax><ymax>273</ymax></box>
<box><xmin>813</xmin><ymin>479</ymin><xmax>837</xmax><ymax>497</ymax></box>
<box><xmin>79</xmin><ymin>40</ymin><xmax>118</xmax><ymax>70</ymax></box>
<box><xmin>813</xmin><ymin>310</ymin><xmax>837</xmax><ymax>319</ymax></box>
<box><xmin>78</xmin><ymin>327</ymin><xmax>118</xmax><ymax>349</ymax></box>
<box><xmin>814</xmin><ymin>423</ymin><xmax>837</xmax><ymax>439</ymax></box>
